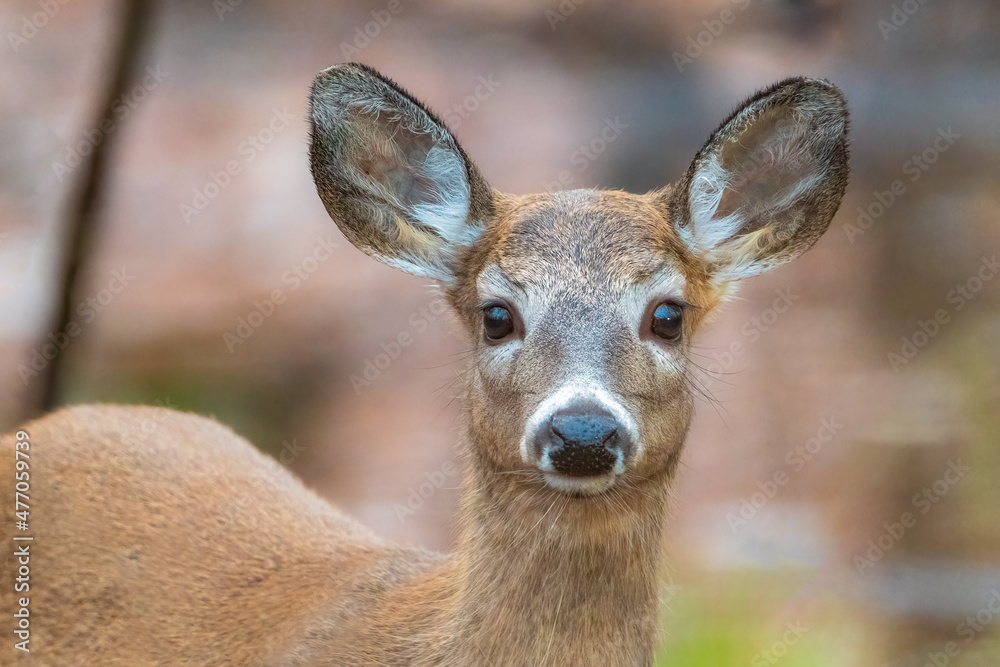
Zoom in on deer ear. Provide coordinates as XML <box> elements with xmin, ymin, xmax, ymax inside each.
<box><xmin>667</xmin><ymin>78</ymin><xmax>849</xmax><ymax>283</ymax></box>
<box><xmin>309</xmin><ymin>63</ymin><xmax>494</xmax><ymax>283</ymax></box>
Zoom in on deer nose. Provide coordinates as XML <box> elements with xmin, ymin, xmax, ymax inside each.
<box><xmin>537</xmin><ymin>402</ymin><xmax>628</xmax><ymax>477</ymax></box>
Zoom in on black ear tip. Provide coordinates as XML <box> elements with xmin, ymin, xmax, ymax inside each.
<box><xmin>801</xmin><ymin>78</ymin><xmax>847</xmax><ymax>103</ymax></box>
<box><xmin>748</xmin><ymin>76</ymin><xmax>846</xmax><ymax>109</ymax></box>
<box><xmin>798</xmin><ymin>79</ymin><xmax>848</xmax><ymax>114</ymax></box>
<box><xmin>766</xmin><ymin>75</ymin><xmax>840</xmax><ymax>91</ymax></box>
<box><xmin>333</xmin><ymin>62</ymin><xmax>388</xmax><ymax>81</ymax></box>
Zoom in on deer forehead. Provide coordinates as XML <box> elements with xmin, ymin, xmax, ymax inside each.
<box><xmin>472</xmin><ymin>190</ymin><xmax>693</xmax><ymax>325</ymax></box>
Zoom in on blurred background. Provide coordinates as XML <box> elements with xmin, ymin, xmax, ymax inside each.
<box><xmin>2</xmin><ymin>0</ymin><xmax>998</xmax><ymax>664</ymax></box>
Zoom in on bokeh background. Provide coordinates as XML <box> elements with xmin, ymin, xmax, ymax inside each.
<box><xmin>2</xmin><ymin>0</ymin><xmax>999</xmax><ymax>664</ymax></box>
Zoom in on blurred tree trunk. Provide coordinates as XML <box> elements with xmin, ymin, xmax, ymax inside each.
<box><xmin>34</xmin><ymin>0</ymin><xmax>153</xmax><ymax>415</ymax></box>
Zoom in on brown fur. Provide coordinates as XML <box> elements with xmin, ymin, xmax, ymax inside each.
<box><xmin>1</xmin><ymin>66</ymin><xmax>849</xmax><ymax>666</ymax></box>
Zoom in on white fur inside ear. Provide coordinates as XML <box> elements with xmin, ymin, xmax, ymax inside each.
<box><xmin>340</xmin><ymin>96</ymin><xmax>478</xmax><ymax>250</ymax></box>
<box><xmin>682</xmin><ymin>153</ymin><xmax>743</xmax><ymax>252</ymax></box>
<box><xmin>386</xmin><ymin>141</ymin><xmax>480</xmax><ymax>284</ymax></box>
<box><xmin>379</xmin><ymin>253</ymin><xmax>454</xmax><ymax>283</ymax></box>
<box><xmin>410</xmin><ymin>143</ymin><xmax>479</xmax><ymax>247</ymax></box>
<box><xmin>338</xmin><ymin>108</ymin><xmax>482</xmax><ymax>282</ymax></box>
<box><xmin>682</xmin><ymin>117</ymin><xmax>827</xmax><ymax>280</ymax></box>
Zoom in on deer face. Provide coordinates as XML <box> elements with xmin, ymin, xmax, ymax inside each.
<box><xmin>309</xmin><ymin>64</ymin><xmax>848</xmax><ymax>497</ymax></box>
<box><xmin>454</xmin><ymin>190</ymin><xmax>699</xmax><ymax>495</ymax></box>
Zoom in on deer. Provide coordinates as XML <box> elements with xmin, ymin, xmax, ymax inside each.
<box><xmin>1</xmin><ymin>63</ymin><xmax>849</xmax><ymax>666</ymax></box>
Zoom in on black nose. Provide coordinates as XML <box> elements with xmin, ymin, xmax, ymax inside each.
<box><xmin>538</xmin><ymin>402</ymin><xmax>627</xmax><ymax>477</ymax></box>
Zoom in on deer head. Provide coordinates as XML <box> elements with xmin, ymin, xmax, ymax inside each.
<box><xmin>309</xmin><ymin>64</ymin><xmax>848</xmax><ymax>504</ymax></box>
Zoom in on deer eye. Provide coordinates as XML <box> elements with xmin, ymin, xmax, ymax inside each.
<box><xmin>483</xmin><ymin>305</ymin><xmax>515</xmax><ymax>341</ymax></box>
<box><xmin>651</xmin><ymin>302</ymin><xmax>683</xmax><ymax>341</ymax></box>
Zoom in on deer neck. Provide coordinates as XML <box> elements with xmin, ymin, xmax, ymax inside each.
<box><xmin>442</xmin><ymin>464</ymin><xmax>670</xmax><ymax>666</ymax></box>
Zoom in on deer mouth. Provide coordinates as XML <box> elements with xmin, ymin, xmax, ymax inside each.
<box><xmin>541</xmin><ymin>471</ymin><xmax>620</xmax><ymax>496</ymax></box>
